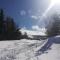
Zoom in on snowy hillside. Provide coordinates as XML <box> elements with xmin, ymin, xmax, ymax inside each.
<box><xmin>0</xmin><ymin>39</ymin><xmax>46</xmax><ymax>60</ymax></box>
<box><xmin>0</xmin><ymin>36</ymin><xmax>60</xmax><ymax>60</ymax></box>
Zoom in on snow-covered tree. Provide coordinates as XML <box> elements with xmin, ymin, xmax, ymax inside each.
<box><xmin>46</xmin><ymin>13</ymin><xmax>60</xmax><ymax>37</ymax></box>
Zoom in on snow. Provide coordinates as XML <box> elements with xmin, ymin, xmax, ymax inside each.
<box><xmin>0</xmin><ymin>36</ymin><xmax>60</xmax><ymax>60</ymax></box>
<box><xmin>36</xmin><ymin>44</ymin><xmax>60</xmax><ymax>60</ymax></box>
<box><xmin>20</xmin><ymin>29</ymin><xmax>46</xmax><ymax>36</ymax></box>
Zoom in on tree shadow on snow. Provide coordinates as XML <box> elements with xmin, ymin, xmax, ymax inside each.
<box><xmin>35</xmin><ymin>36</ymin><xmax>60</xmax><ymax>56</ymax></box>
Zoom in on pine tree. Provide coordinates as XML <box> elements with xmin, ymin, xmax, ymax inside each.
<box><xmin>0</xmin><ymin>9</ymin><xmax>4</xmax><ymax>33</ymax></box>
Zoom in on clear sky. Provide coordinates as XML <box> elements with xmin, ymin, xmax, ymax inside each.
<box><xmin>0</xmin><ymin>0</ymin><xmax>50</xmax><ymax>30</ymax></box>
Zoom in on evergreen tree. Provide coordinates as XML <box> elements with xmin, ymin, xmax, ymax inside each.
<box><xmin>0</xmin><ymin>9</ymin><xmax>22</xmax><ymax>40</ymax></box>
<box><xmin>6</xmin><ymin>17</ymin><xmax>16</xmax><ymax>33</ymax></box>
<box><xmin>0</xmin><ymin>9</ymin><xmax>4</xmax><ymax>33</ymax></box>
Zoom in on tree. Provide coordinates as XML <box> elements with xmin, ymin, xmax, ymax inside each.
<box><xmin>6</xmin><ymin>17</ymin><xmax>22</xmax><ymax>40</ymax></box>
<box><xmin>46</xmin><ymin>13</ymin><xmax>60</xmax><ymax>37</ymax></box>
<box><xmin>0</xmin><ymin>9</ymin><xmax>4</xmax><ymax>33</ymax></box>
<box><xmin>15</xmin><ymin>28</ymin><xmax>22</xmax><ymax>39</ymax></box>
<box><xmin>23</xmin><ymin>32</ymin><xmax>28</xmax><ymax>39</ymax></box>
<box><xmin>6</xmin><ymin>17</ymin><xmax>16</xmax><ymax>33</ymax></box>
<box><xmin>0</xmin><ymin>9</ymin><xmax>22</xmax><ymax>40</ymax></box>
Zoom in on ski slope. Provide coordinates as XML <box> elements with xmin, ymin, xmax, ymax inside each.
<box><xmin>0</xmin><ymin>36</ymin><xmax>60</xmax><ymax>60</ymax></box>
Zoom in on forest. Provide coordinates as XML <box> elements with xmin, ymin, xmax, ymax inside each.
<box><xmin>0</xmin><ymin>9</ymin><xmax>23</xmax><ymax>40</ymax></box>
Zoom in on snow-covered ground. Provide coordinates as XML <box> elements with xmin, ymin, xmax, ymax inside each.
<box><xmin>0</xmin><ymin>36</ymin><xmax>60</xmax><ymax>60</ymax></box>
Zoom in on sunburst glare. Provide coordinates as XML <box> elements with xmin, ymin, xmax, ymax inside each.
<box><xmin>51</xmin><ymin>0</ymin><xmax>60</xmax><ymax>5</ymax></box>
<box><xmin>40</xmin><ymin>0</ymin><xmax>60</xmax><ymax>20</ymax></box>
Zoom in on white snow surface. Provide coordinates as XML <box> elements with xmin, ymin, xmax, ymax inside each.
<box><xmin>0</xmin><ymin>36</ymin><xmax>60</xmax><ymax>60</ymax></box>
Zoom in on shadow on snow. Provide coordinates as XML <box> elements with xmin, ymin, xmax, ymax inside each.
<box><xmin>35</xmin><ymin>36</ymin><xmax>60</xmax><ymax>56</ymax></box>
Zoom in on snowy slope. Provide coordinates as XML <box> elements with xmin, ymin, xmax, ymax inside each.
<box><xmin>0</xmin><ymin>36</ymin><xmax>60</xmax><ymax>60</ymax></box>
<box><xmin>0</xmin><ymin>39</ymin><xmax>46</xmax><ymax>60</ymax></box>
<box><xmin>35</xmin><ymin>36</ymin><xmax>60</xmax><ymax>60</ymax></box>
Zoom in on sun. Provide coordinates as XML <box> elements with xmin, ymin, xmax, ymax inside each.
<box><xmin>51</xmin><ymin>0</ymin><xmax>60</xmax><ymax>5</ymax></box>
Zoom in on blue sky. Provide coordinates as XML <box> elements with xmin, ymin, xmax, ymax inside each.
<box><xmin>0</xmin><ymin>0</ymin><xmax>50</xmax><ymax>30</ymax></box>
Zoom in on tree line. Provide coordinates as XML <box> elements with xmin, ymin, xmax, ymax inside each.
<box><xmin>0</xmin><ymin>9</ymin><xmax>28</xmax><ymax>40</ymax></box>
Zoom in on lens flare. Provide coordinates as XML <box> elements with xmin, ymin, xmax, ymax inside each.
<box><xmin>41</xmin><ymin>0</ymin><xmax>60</xmax><ymax>18</ymax></box>
<box><xmin>39</xmin><ymin>0</ymin><xmax>60</xmax><ymax>21</ymax></box>
<box><xmin>51</xmin><ymin>0</ymin><xmax>60</xmax><ymax>5</ymax></box>
<box><xmin>38</xmin><ymin>0</ymin><xmax>60</xmax><ymax>27</ymax></box>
